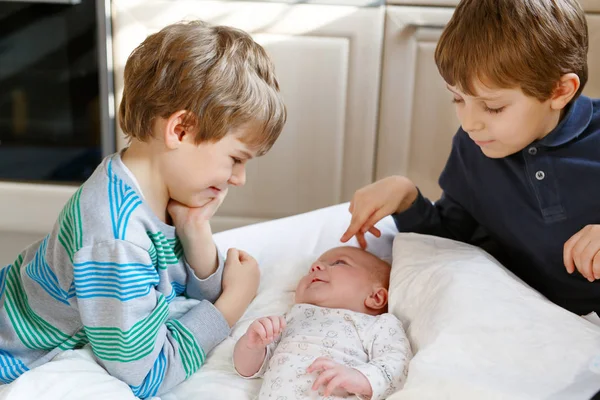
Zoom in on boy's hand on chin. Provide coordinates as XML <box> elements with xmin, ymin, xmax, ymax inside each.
<box><xmin>168</xmin><ymin>190</ymin><xmax>229</xmax><ymax>279</ymax></box>
<box><xmin>167</xmin><ymin>189</ymin><xmax>228</xmax><ymax>233</ymax></box>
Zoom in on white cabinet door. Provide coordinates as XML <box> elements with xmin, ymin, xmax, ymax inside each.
<box><xmin>377</xmin><ymin>6</ymin><xmax>600</xmax><ymax>200</ymax></box>
<box><xmin>586</xmin><ymin>14</ymin><xmax>600</xmax><ymax>99</ymax></box>
<box><xmin>581</xmin><ymin>0</ymin><xmax>600</xmax><ymax>12</ymax></box>
<box><xmin>112</xmin><ymin>1</ymin><xmax>384</xmax><ymax>231</ymax></box>
<box><xmin>385</xmin><ymin>0</ymin><xmax>600</xmax><ymax>13</ymax></box>
<box><xmin>376</xmin><ymin>7</ymin><xmax>455</xmax><ymax>199</ymax></box>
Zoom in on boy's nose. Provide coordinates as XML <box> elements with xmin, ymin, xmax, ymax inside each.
<box><xmin>228</xmin><ymin>165</ymin><xmax>246</xmax><ymax>187</ymax></box>
<box><xmin>461</xmin><ymin>105</ymin><xmax>484</xmax><ymax>133</ymax></box>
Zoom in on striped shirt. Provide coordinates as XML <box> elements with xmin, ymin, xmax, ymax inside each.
<box><xmin>0</xmin><ymin>153</ymin><xmax>230</xmax><ymax>398</ymax></box>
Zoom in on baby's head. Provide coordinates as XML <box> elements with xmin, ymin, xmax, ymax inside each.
<box><xmin>295</xmin><ymin>246</ymin><xmax>391</xmax><ymax>315</ymax></box>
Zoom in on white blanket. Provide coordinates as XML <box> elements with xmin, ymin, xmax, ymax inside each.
<box><xmin>1</xmin><ymin>203</ymin><xmax>599</xmax><ymax>400</ymax></box>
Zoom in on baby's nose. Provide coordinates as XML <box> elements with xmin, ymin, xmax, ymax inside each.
<box><xmin>310</xmin><ymin>264</ymin><xmax>323</xmax><ymax>273</ymax></box>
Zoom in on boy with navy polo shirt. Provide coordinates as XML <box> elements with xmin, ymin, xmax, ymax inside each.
<box><xmin>341</xmin><ymin>0</ymin><xmax>600</xmax><ymax>316</ymax></box>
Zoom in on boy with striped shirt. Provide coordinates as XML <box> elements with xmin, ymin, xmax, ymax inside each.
<box><xmin>0</xmin><ymin>20</ymin><xmax>286</xmax><ymax>398</ymax></box>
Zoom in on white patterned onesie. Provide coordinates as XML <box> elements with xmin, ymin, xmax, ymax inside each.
<box><xmin>244</xmin><ymin>304</ymin><xmax>412</xmax><ymax>400</ymax></box>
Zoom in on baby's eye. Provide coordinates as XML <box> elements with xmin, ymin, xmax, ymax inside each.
<box><xmin>332</xmin><ymin>260</ymin><xmax>345</xmax><ymax>266</ymax></box>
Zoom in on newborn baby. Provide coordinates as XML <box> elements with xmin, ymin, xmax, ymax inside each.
<box><xmin>233</xmin><ymin>246</ymin><xmax>412</xmax><ymax>400</ymax></box>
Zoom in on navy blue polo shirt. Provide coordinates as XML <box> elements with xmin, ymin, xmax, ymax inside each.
<box><xmin>394</xmin><ymin>95</ymin><xmax>600</xmax><ymax>315</ymax></box>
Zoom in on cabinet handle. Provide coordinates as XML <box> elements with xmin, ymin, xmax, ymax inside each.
<box><xmin>388</xmin><ymin>12</ymin><xmax>450</xmax><ymax>31</ymax></box>
<box><xmin>3</xmin><ymin>0</ymin><xmax>80</xmax><ymax>4</ymax></box>
<box><xmin>408</xmin><ymin>23</ymin><xmax>446</xmax><ymax>29</ymax></box>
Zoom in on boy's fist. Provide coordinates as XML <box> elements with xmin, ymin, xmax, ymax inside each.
<box><xmin>223</xmin><ymin>248</ymin><xmax>260</xmax><ymax>298</ymax></box>
<box><xmin>341</xmin><ymin>176</ymin><xmax>418</xmax><ymax>249</ymax></box>
<box><xmin>564</xmin><ymin>224</ymin><xmax>600</xmax><ymax>282</ymax></box>
<box><xmin>245</xmin><ymin>316</ymin><xmax>287</xmax><ymax>350</ymax></box>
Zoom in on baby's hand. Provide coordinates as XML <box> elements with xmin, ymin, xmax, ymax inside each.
<box><xmin>564</xmin><ymin>224</ymin><xmax>600</xmax><ymax>282</ymax></box>
<box><xmin>307</xmin><ymin>357</ymin><xmax>372</xmax><ymax>398</ymax></box>
<box><xmin>245</xmin><ymin>316</ymin><xmax>286</xmax><ymax>350</ymax></box>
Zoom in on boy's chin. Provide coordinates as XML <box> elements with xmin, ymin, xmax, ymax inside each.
<box><xmin>186</xmin><ymin>190</ymin><xmax>227</xmax><ymax>208</ymax></box>
<box><xmin>194</xmin><ymin>197</ymin><xmax>216</xmax><ymax>208</ymax></box>
<box><xmin>479</xmin><ymin>146</ymin><xmax>515</xmax><ymax>159</ymax></box>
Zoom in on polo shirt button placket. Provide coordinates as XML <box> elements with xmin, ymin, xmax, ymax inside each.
<box><xmin>528</xmin><ymin>146</ymin><xmax>538</xmax><ymax>155</ymax></box>
<box><xmin>535</xmin><ymin>170</ymin><xmax>545</xmax><ymax>180</ymax></box>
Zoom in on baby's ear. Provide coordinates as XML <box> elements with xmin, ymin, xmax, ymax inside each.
<box><xmin>365</xmin><ymin>287</ymin><xmax>388</xmax><ymax>311</ymax></box>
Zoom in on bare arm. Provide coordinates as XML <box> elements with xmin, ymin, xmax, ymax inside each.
<box><xmin>233</xmin><ymin>316</ymin><xmax>286</xmax><ymax>377</ymax></box>
<box><xmin>233</xmin><ymin>333</ymin><xmax>269</xmax><ymax>377</ymax></box>
<box><xmin>180</xmin><ymin>221</ymin><xmax>219</xmax><ymax>279</ymax></box>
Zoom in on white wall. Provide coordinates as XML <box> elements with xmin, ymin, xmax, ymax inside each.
<box><xmin>0</xmin><ymin>231</ymin><xmax>43</xmax><ymax>266</ymax></box>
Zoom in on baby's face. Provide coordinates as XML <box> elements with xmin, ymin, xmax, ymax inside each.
<box><xmin>295</xmin><ymin>246</ymin><xmax>388</xmax><ymax>314</ymax></box>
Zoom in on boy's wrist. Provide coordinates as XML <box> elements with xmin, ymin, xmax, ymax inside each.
<box><xmin>394</xmin><ymin>176</ymin><xmax>418</xmax><ymax>214</ymax></box>
<box><xmin>178</xmin><ymin>219</ymin><xmax>212</xmax><ymax>242</ymax></box>
<box><xmin>180</xmin><ymin>223</ymin><xmax>219</xmax><ymax>279</ymax></box>
<box><xmin>215</xmin><ymin>291</ymin><xmax>251</xmax><ymax>327</ymax></box>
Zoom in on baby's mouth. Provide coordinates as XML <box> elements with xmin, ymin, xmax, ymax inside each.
<box><xmin>311</xmin><ymin>278</ymin><xmax>324</xmax><ymax>284</ymax></box>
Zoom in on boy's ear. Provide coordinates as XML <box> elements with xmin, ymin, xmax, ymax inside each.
<box><xmin>365</xmin><ymin>286</ymin><xmax>388</xmax><ymax>312</ymax></box>
<box><xmin>163</xmin><ymin>110</ymin><xmax>192</xmax><ymax>150</ymax></box>
<box><xmin>550</xmin><ymin>73</ymin><xmax>580</xmax><ymax>110</ymax></box>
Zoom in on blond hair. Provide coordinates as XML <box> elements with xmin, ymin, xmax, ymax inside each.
<box><xmin>435</xmin><ymin>0</ymin><xmax>588</xmax><ymax>101</ymax></box>
<box><xmin>119</xmin><ymin>20</ymin><xmax>286</xmax><ymax>154</ymax></box>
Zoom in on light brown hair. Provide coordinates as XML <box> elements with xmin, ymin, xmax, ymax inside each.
<box><xmin>119</xmin><ymin>20</ymin><xmax>286</xmax><ymax>154</ymax></box>
<box><xmin>435</xmin><ymin>0</ymin><xmax>589</xmax><ymax>101</ymax></box>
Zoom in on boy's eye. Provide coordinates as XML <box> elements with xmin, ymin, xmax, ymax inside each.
<box><xmin>451</xmin><ymin>98</ymin><xmax>464</xmax><ymax>104</ymax></box>
<box><xmin>484</xmin><ymin>106</ymin><xmax>505</xmax><ymax>114</ymax></box>
<box><xmin>231</xmin><ymin>157</ymin><xmax>242</xmax><ymax>164</ymax></box>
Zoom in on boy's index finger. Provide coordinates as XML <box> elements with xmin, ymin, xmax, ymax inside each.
<box><xmin>340</xmin><ymin>226</ymin><xmax>357</xmax><ymax>243</ymax></box>
<box><xmin>341</xmin><ymin>212</ymin><xmax>367</xmax><ymax>243</ymax></box>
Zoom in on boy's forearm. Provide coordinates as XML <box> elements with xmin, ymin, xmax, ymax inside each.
<box><xmin>393</xmin><ymin>190</ymin><xmax>478</xmax><ymax>242</ymax></box>
<box><xmin>181</xmin><ymin>221</ymin><xmax>219</xmax><ymax>279</ymax></box>
<box><xmin>214</xmin><ymin>291</ymin><xmax>251</xmax><ymax>327</ymax></box>
<box><xmin>233</xmin><ymin>335</ymin><xmax>267</xmax><ymax>377</ymax></box>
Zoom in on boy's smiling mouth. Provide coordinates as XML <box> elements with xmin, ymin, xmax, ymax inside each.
<box><xmin>207</xmin><ymin>186</ymin><xmax>227</xmax><ymax>197</ymax></box>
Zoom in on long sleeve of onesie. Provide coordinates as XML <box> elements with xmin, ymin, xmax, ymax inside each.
<box><xmin>353</xmin><ymin>314</ymin><xmax>412</xmax><ymax>400</ymax></box>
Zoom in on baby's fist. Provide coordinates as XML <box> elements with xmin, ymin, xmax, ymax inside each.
<box><xmin>246</xmin><ymin>316</ymin><xmax>287</xmax><ymax>350</ymax></box>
